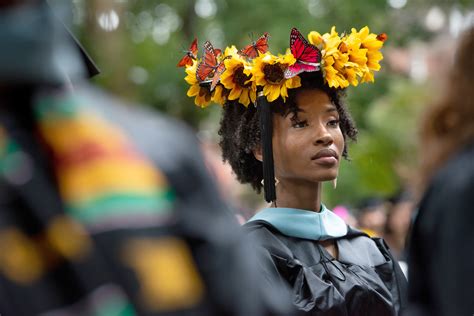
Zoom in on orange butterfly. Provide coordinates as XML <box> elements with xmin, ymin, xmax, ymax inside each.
<box><xmin>239</xmin><ymin>32</ymin><xmax>269</xmax><ymax>59</ymax></box>
<box><xmin>177</xmin><ymin>38</ymin><xmax>198</xmax><ymax>67</ymax></box>
<box><xmin>196</xmin><ymin>41</ymin><xmax>228</xmax><ymax>91</ymax></box>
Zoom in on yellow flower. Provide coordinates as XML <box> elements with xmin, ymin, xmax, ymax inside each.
<box><xmin>220</xmin><ymin>46</ymin><xmax>256</xmax><ymax>107</ymax></box>
<box><xmin>356</xmin><ymin>26</ymin><xmax>384</xmax><ymax>51</ymax></box>
<box><xmin>315</xmin><ymin>27</ymin><xmax>350</xmax><ymax>88</ymax></box>
<box><xmin>211</xmin><ymin>84</ymin><xmax>228</xmax><ymax>106</ymax></box>
<box><xmin>323</xmin><ymin>55</ymin><xmax>349</xmax><ymax>88</ymax></box>
<box><xmin>252</xmin><ymin>52</ymin><xmax>301</xmax><ymax>102</ymax></box>
<box><xmin>344</xmin><ymin>64</ymin><xmax>364</xmax><ymax>86</ymax></box>
<box><xmin>223</xmin><ymin>45</ymin><xmax>239</xmax><ymax>57</ymax></box>
<box><xmin>312</xmin><ymin>25</ymin><xmax>385</xmax><ymax>88</ymax></box>
<box><xmin>350</xmin><ymin>26</ymin><xmax>385</xmax><ymax>78</ymax></box>
<box><xmin>367</xmin><ymin>50</ymin><xmax>383</xmax><ymax>71</ymax></box>
<box><xmin>185</xmin><ymin>60</ymin><xmax>212</xmax><ymax>108</ymax></box>
<box><xmin>344</xmin><ymin>32</ymin><xmax>367</xmax><ymax>68</ymax></box>
<box><xmin>308</xmin><ymin>31</ymin><xmax>324</xmax><ymax>46</ymax></box>
<box><xmin>361</xmin><ymin>70</ymin><xmax>374</xmax><ymax>83</ymax></box>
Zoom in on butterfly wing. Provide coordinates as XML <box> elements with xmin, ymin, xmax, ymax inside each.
<box><xmin>177</xmin><ymin>55</ymin><xmax>193</xmax><ymax>67</ymax></box>
<box><xmin>240</xmin><ymin>44</ymin><xmax>259</xmax><ymax>59</ymax></box>
<box><xmin>196</xmin><ymin>41</ymin><xmax>218</xmax><ymax>82</ymax></box>
<box><xmin>284</xmin><ymin>63</ymin><xmax>319</xmax><ymax>78</ymax></box>
<box><xmin>196</xmin><ymin>63</ymin><xmax>214</xmax><ymax>82</ymax></box>
<box><xmin>254</xmin><ymin>32</ymin><xmax>269</xmax><ymax>54</ymax></box>
<box><xmin>210</xmin><ymin>61</ymin><xmax>227</xmax><ymax>91</ymax></box>
<box><xmin>177</xmin><ymin>38</ymin><xmax>199</xmax><ymax>67</ymax></box>
<box><xmin>189</xmin><ymin>38</ymin><xmax>198</xmax><ymax>57</ymax></box>
<box><xmin>239</xmin><ymin>32</ymin><xmax>269</xmax><ymax>59</ymax></box>
<box><xmin>289</xmin><ymin>28</ymin><xmax>321</xmax><ymax>64</ymax></box>
<box><xmin>285</xmin><ymin>28</ymin><xmax>321</xmax><ymax>78</ymax></box>
<box><xmin>203</xmin><ymin>41</ymin><xmax>218</xmax><ymax>65</ymax></box>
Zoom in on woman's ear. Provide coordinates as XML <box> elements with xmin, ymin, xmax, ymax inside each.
<box><xmin>253</xmin><ymin>145</ymin><xmax>263</xmax><ymax>162</ymax></box>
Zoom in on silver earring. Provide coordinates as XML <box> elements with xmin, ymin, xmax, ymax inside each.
<box><xmin>332</xmin><ymin>178</ymin><xmax>337</xmax><ymax>189</ymax></box>
<box><xmin>261</xmin><ymin>178</ymin><xmax>280</xmax><ymax>186</ymax></box>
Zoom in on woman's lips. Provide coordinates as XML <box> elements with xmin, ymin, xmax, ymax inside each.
<box><xmin>311</xmin><ymin>149</ymin><xmax>339</xmax><ymax>166</ymax></box>
<box><xmin>312</xmin><ymin>156</ymin><xmax>338</xmax><ymax>165</ymax></box>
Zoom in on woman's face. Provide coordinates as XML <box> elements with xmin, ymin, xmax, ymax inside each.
<box><xmin>272</xmin><ymin>89</ymin><xmax>344</xmax><ymax>184</ymax></box>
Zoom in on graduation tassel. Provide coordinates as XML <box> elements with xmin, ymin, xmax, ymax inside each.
<box><xmin>257</xmin><ymin>92</ymin><xmax>277</xmax><ymax>203</ymax></box>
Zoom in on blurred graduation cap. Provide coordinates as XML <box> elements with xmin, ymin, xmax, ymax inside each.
<box><xmin>62</xmin><ymin>22</ymin><xmax>100</xmax><ymax>78</ymax></box>
<box><xmin>0</xmin><ymin>0</ymin><xmax>99</xmax><ymax>83</ymax></box>
<box><xmin>46</xmin><ymin>0</ymin><xmax>100</xmax><ymax>78</ymax></box>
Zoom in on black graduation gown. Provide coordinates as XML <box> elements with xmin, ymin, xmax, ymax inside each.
<box><xmin>245</xmin><ymin>220</ymin><xmax>407</xmax><ymax>316</ymax></box>
<box><xmin>406</xmin><ymin>142</ymin><xmax>474</xmax><ymax>316</ymax></box>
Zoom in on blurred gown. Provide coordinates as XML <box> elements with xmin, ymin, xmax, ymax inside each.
<box><xmin>406</xmin><ymin>142</ymin><xmax>474</xmax><ymax>316</ymax></box>
<box><xmin>245</xmin><ymin>205</ymin><xmax>407</xmax><ymax>316</ymax></box>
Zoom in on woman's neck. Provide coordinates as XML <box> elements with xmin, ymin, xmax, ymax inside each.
<box><xmin>274</xmin><ymin>179</ymin><xmax>322</xmax><ymax>212</ymax></box>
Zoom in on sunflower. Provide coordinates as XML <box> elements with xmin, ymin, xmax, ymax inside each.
<box><xmin>211</xmin><ymin>84</ymin><xmax>229</xmax><ymax>106</ymax></box>
<box><xmin>340</xmin><ymin>33</ymin><xmax>367</xmax><ymax>86</ymax></box>
<box><xmin>308</xmin><ymin>26</ymin><xmax>382</xmax><ymax>88</ymax></box>
<box><xmin>219</xmin><ymin>46</ymin><xmax>256</xmax><ymax>107</ymax></box>
<box><xmin>309</xmin><ymin>27</ymin><xmax>350</xmax><ymax>88</ymax></box>
<box><xmin>344</xmin><ymin>32</ymin><xmax>368</xmax><ymax>68</ymax></box>
<box><xmin>252</xmin><ymin>52</ymin><xmax>301</xmax><ymax>102</ymax></box>
<box><xmin>308</xmin><ymin>30</ymin><xmax>324</xmax><ymax>47</ymax></box>
<box><xmin>324</xmin><ymin>55</ymin><xmax>350</xmax><ymax>88</ymax></box>
<box><xmin>184</xmin><ymin>60</ymin><xmax>212</xmax><ymax>107</ymax></box>
<box><xmin>350</xmin><ymin>26</ymin><xmax>385</xmax><ymax>83</ymax></box>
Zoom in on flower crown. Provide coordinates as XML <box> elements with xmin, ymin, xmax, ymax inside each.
<box><xmin>178</xmin><ymin>26</ymin><xmax>387</xmax><ymax>108</ymax></box>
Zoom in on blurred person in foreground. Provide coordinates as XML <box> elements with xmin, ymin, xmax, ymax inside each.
<box><xmin>406</xmin><ymin>27</ymin><xmax>474</xmax><ymax>316</ymax></box>
<box><xmin>179</xmin><ymin>25</ymin><xmax>407</xmax><ymax>315</ymax></box>
<box><xmin>0</xmin><ymin>1</ymin><xmax>291</xmax><ymax>315</ymax></box>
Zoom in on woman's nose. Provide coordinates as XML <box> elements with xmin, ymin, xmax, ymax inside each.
<box><xmin>313</xmin><ymin>125</ymin><xmax>333</xmax><ymax>146</ymax></box>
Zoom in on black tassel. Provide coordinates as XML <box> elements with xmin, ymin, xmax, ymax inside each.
<box><xmin>257</xmin><ymin>93</ymin><xmax>276</xmax><ymax>202</ymax></box>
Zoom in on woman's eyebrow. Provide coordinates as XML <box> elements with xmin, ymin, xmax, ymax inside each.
<box><xmin>326</xmin><ymin>106</ymin><xmax>337</xmax><ymax>113</ymax></box>
<box><xmin>284</xmin><ymin>107</ymin><xmax>305</xmax><ymax>118</ymax></box>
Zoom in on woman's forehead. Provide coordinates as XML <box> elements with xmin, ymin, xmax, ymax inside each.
<box><xmin>295</xmin><ymin>89</ymin><xmax>335</xmax><ymax>112</ymax></box>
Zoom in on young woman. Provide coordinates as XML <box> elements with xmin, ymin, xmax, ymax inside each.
<box><xmin>180</xmin><ymin>26</ymin><xmax>407</xmax><ymax>315</ymax></box>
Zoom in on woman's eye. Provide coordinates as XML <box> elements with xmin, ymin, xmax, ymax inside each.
<box><xmin>292</xmin><ymin>120</ymin><xmax>308</xmax><ymax>128</ymax></box>
<box><xmin>328</xmin><ymin>119</ymin><xmax>340</xmax><ymax>127</ymax></box>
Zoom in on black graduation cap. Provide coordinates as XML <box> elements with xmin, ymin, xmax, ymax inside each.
<box><xmin>257</xmin><ymin>92</ymin><xmax>277</xmax><ymax>203</ymax></box>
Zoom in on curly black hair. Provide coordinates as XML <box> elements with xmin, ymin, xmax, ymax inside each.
<box><xmin>218</xmin><ymin>72</ymin><xmax>358</xmax><ymax>193</ymax></box>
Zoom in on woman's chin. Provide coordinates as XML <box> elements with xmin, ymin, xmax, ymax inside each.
<box><xmin>309</xmin><ymin>171</ymin><xmax>338</xmax><ymax>182</ymax></box>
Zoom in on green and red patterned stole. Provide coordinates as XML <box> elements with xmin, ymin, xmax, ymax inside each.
<box><xmin>36</xmin><ymin>91</ymin><xmax>173</xmax><ymax>230</ymax></box>
<box><xmin>0</xmin><ymin>90</ymin><xmax>205</xmax><ymax>315</ymax></box>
